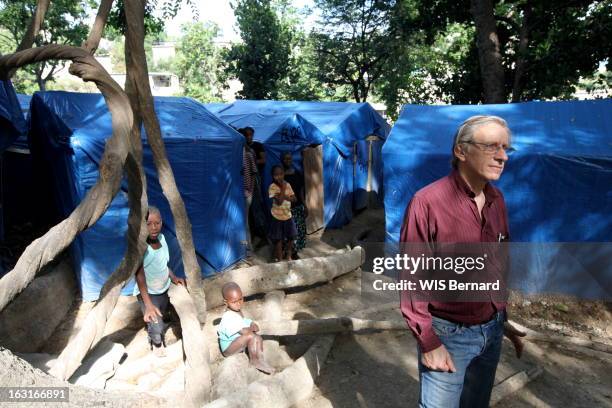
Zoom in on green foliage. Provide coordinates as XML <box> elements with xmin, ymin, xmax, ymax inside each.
<box><xmin>277</xmin><ymin>31</ymin><xmax>330</xmax><ymax>100</ymax></box>
<box><xmin>273</xmin><ymin>3</ymin><xmax>328</xmax><ymax>100</ymax></box>
<box><xmin>311</xmin><ymin>0</ymin><xmax>402</xmax><ymax>103</ymax></box>
<box><xmin>0</xmin><ymin>0</ymin><xmax>89</xmax><ymax>90</ymax></box>
<box><xmin>106</xmin><ymin>0</ymin><xmax>166</xmax><ymax>37</ymax></box>
<box><xmin>579</xmin><ymin>68</ymin><xmax>612</xmax><ymax>98</ymax></box>
<box><xmin>225</xmin><ymin>0</ymin><xmax>292</xmax><ymax>99</ymax></box>
<box><xmin>402</xmin><ymin>0</ymin><xmax>612</xmax><ymax>103</ymax></box>
<box><xmin>174</xmin><ymin>22</ymin><xmax>223</xmax><ymax>102</ymax></box>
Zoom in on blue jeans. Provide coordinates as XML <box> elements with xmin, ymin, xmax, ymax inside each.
<box><xmin>418</xmin><ymin>312</ymin><xmax>504</xmax><ymax>408</ymax></box>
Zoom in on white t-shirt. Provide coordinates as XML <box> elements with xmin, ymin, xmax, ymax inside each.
<box><xmin>217</xmin><ymin>310</ymin><xmax>253</xmax><ymax>345</ymax></box>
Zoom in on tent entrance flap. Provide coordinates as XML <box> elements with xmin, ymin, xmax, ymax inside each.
<box><xmin>303</xmin><ymin>145</ymin><xmax>324</xmax><ymax>234</ymax></box>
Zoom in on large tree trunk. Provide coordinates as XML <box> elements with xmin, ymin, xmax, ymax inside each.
<box><xmin>470</xmin><ymin>0</ymin><xmax>506</xmax><ymax>103</ymax></box>
<box><xmin>123</xmin><ymin>1</ymin><xmax>212</xmax><ymax>401</ymax></box>
<box><xmin>0</xmin><ymin>45</ymin><xmax>134</xmax><ymax>314</ymax></box>
<box><xmin>204</xmin><ymin>247</ymin><xmax>365</xmax><ymax>309</ymax></box>
<box><xmin>168</xmin><ymin>284</ymin><xmax>212</xmax><ymax>406</ymax></box>
<box><xmin>48</xmin><ymin>3</ymin><xmax>150</xmax><ymax>378</ymax></box>
<box><xmin>123</xmin><ymin>0</ymin><xmax>208</xmax><ymax>325</ymax></box>
<box><xmin>258</xmin><ymin>317</ymin><xmax>406</xmax><ymax>335</ymax></box>
<box><xmin>511</xmin><ymin>2</ymin><xmax>532</xmax><ymax>102</ymax></box>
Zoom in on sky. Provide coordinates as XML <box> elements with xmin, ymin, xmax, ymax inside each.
<box><xmin>161</xmin><ymin>0</ymin><xmax>316</xmax><ymax>42</ymax></box>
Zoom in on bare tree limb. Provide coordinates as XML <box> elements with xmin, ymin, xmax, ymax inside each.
<box><xmin>0</xmin><ymin>44</ymin><xmax>132</xmax><ymax>313</ymax></box>
<box><xmin>83</xmin><ymin>0</ymin><xmax>114</xmax><ymax>55</ymax></box>
<box><xmin>168</xmin><ymin>284</ymin><xmax>212</xmax><ymax>406</ymax></box>
<box><xmin>123</xmin><ymin>0</ymin><xmax>208</xmax><ymax>324</ymax></box>
<box><xmin>258</xmin><ymin>317</ymin><xmax>406</xmax><ymax>336</ymax></box>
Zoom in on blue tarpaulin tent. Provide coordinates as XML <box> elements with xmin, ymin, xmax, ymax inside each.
<box><xmin>29</xmin><ymin>91</ymin><xmax>246</xmax><ymax>301</ymax></box>
<box><xmin>206</xmin><ymin>100</ymin><xmax>390</xmax><ymax>228</ymax></box>
<box><xmin>0</xmin><ymin>81</ymin><xmax>27</xmax><ymax>247</ymax></box>
<box><xmin>383</xmin><ymin>99</ymin><xmax>612</xmax><ymax>298</ymax></box>
<box><xmin>0</xmin><ymin>81</ymin><xmax>26</xmax><ymax>151</ymax></box>
<box><xmin>14</xmin><ymin>94</ymin><xmax>31</xmax><ymax>149</ymax></box>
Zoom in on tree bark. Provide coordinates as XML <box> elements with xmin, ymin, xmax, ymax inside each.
<box><xmin>204</xmin><ymin>247</ymin><xmax>365</xmax><ymax>309</ymax></box>
<box><xmin>49</xmin><ymin>127</ymin><xmax>149</xmax><ymax>382</ymax></box>
<box><xmin>490</xmin><ymin>366</ymin><xmax>543</xmax><ymax>405</ymax></box>
<box><xmin>470</xmin><ymin>0</ymin><xmax>506</xmax><ymax>103</ymax></box>
<box><xmin>509</xmin><ymin>320</ymin><xmax>612</xmax><ymax>354</ymax></box>
<box><xmin>0</xmin><ymin>45</ymin><xmax>134</xmax><ymax>314</ymax></box>
<box><xmin>47</xmin><ymin>4</ymin><xmax>151</xmax><ymax>381</ymax></box>
<box><xmin>123</xmin><ymin>0</ymin><xmax>208</xmax><ymax>325</ymax></box>
<box><xmin>511</xmin><ymin>2</ymin><xmax>532</xmax><ymax>102</ymax></box>
<box><xmin>168</xmin><ymin>284</ymin><xmax>212</xmax><ymax>406</ymax></box>
<box><xmin>258</xmin><ymin>317</ymin><xmax>405</xmax><ymax>336</ymax></box>
<box><xmin>83</xmin><ymin>0</ymin><xmax>114</xmax><ymax>55</ymax></box>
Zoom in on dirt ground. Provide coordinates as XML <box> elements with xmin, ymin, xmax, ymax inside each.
<box><xmin>11</xmin><ymin>208</ymin><xmax>612</xmax><ymax>407</ymax></box>
<box><xmin>291</xmin><ymin>209</ymin><xmax>612</xmax><ymax>408</ymax></box>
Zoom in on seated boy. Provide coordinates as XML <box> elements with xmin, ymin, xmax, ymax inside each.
<box><xmin>218</xmin><ymin>282</ymin><xmax>275</xmax><ymax>374</ymax></box>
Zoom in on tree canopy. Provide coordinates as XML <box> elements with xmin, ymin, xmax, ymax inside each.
<box><xmin>174</xmin><ymin>21</ymin><xmax>224</xmax><ymax>102</ymax></box>
<box><xmin>224</xmin><ymin>0</ymin><xmax>292</xmax><ymax>99</ymax></box>
<box><xmin>0</xmin><ymin>0</ymin><xmax>89</xmax><ymax>91</ymax></box>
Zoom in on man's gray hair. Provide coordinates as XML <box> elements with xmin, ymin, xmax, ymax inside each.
<box><xmin>451</xmin><ymin>115</ymin><xmax>511</xmax><ymax>169</ymax></box>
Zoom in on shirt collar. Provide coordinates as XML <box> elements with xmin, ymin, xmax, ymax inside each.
<box><xmin>451</xmin><ymin>169</ymin><xmax>499</xmax><ymax>204</ymax></box>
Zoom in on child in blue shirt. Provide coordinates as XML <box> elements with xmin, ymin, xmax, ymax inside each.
<box><xmin>218</xmin><ymin>282</ymin><xmax>274</xmax><ymax>374</ymax></box>
<box><xmin>135</xmin><ymin>206</ymin><xmax>186</xmax><ymax>357</ymax></box>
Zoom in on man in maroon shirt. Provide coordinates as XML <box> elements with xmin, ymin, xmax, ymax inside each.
<box><xmin>400</xmin><ymin>115</ymin><xmax>525</xmax><ymax>407</ymax></box>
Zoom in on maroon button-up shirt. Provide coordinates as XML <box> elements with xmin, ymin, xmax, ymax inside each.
<box><xmin>400</xmin><ymin>170</ymin><xmax>510</xmax><ymax>352</ymax></box>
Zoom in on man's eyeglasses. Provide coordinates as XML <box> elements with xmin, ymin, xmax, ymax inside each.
<box><xmin>463</xmin><ymin>141</ymin><xmax>516</xmax><ymax>155</ymax></box>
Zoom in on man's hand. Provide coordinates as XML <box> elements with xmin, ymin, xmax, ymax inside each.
<box><xmin>421</xmin><ymin>344</ymin><xmax>457</xmax><ymax>372</ymax></box>
<box><xmin>250</xmin><ymin>322</ymin><xmax>260</xmax><ymax>333</ymax></box>
<box><xmin>504</xmin><ymin>322</ymin><xmax>526</xmax><ymax>358</ymax></box>
<box><xmin>144</xmin><ymin>304</ymin><xmax>162</xmax><ymax>324</ymax></box>
<box><xmin>171</xmin><ymin>276</ymin><xmax>186</xmax><ymax>286</ymax></box>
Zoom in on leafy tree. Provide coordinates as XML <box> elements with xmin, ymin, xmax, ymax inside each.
<box><xmin>0</xmin><ymin>0</ymin><xmax>89</xmax><ymax>91</ymax></box>
<box><xmin>107</xmin><ymin>0</ymin><xmax>165</xmax><ymax>38</ymax></box>
<box><xmin>174</xmin><ymin>22</ymin><xmax>224</xmax><ymax>102</ymax></box>
<box><xmin>272</xmin><ymin>2</ymin><xmax>327</xmax><ymax>100</ymax></box>
<box><xmin>410</xmin><ymin>0</ymin><xmax>612</xmax><ymax>103</ymax></box>
<box><xmin>311</xmin><ymin>0</ymin><xmax>402</xmax><ymax>103</ymax></box>
<box><xmin>579</xmin><ymin>68</ymin><xmax>612</xmax><ymax>97</ymax></box>
<box><xmin>225</xmin><ymin>0</ymin><xmax>292</xmax><ymax>99</ymax></box>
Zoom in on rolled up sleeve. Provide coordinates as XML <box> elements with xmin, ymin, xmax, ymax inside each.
<box><xmin>399</xmin><ymin>196</ymin><xmax>441</xmax><ymax>353</ymax></box>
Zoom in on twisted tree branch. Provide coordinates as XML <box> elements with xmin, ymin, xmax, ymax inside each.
<box><xmin>0</xmin><ymin>44</ymin><xmax>132</xmax><ymax>313</ymax></box>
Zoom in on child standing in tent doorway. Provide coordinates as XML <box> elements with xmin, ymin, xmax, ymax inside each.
<box><xmin>218</xmin><ymin>282</ymin><xmax>275</xmax><ymax>374</ymax></box>
<box><xmin>134</xmin><ymin>206</ymin><xmax>186</xmax><ymax>357</ymax></box>
<box><xmin>281</xmin><ymin>152</ymin><xmax>307</xmax><ymax>259</ymax></box>
<box><xmin>268</xmin><ymin>165</ymin><xmax>297</xmax><ymax>262</ymax></box>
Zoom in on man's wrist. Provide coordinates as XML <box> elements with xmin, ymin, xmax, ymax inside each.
<box><xmin>418</xmin><ymin>330</ymin><xmax>443</xmax><ymax>353</ymax></box>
